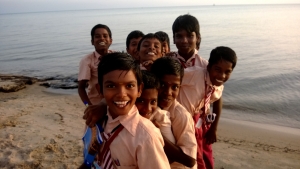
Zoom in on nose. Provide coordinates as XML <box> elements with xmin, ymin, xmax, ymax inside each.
<box><xmin>163</xmin><ymin>86</ymin><xmax>172</xmax><ymax>96</ymax></box>
<box><xmin>117</xmin><ymin>86</ymin><xmax>126</xmax><ymax>97</ymax></box>
<box><xmin>142</xmin><ymin>103</ymin><xmax>152</xmax><ymax>114</ymax></box>
<box><xmin>181</xmin><ymin>36</ymin><xmax>188</xmax><ymax>43</ymax></box>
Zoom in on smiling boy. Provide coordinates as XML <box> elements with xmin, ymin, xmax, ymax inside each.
<box><xmin>78</xmin><ymin>24</ymin><xmax>113</xmax><ymax>105</ymax></box>
<box><xmin>95</xmin><ymin>52</ymin><xmax>170</xmax><ymax>169</ymax></box>
<box><xmin>137</xmin><ymin>33</ymin><xmax>163</xmax><ymax>70</ymax></box>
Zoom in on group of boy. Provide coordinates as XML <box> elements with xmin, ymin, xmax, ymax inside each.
<box><xmin>78</xmin><ymin>14</ymin><xmax>237</xmax><ymax>169</ymax></box>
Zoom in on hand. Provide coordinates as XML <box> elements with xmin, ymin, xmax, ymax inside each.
<box><xmin>152</xmin><ymin>120</ymin><xmax>161</xmax><ymax>128</ymax></box>
<box><xmin>204</xmin><ymin>127</ymin><xmax>217</xmax><ymax>145</ymax></box>
<box><xmin>83</xmin><ymin>104</ymin><xmax>106</xmax><ymax>127</ymax></box>
<box><xmin>141</xmin><ymin>60</ymin><xmax>154</xmax><ymax>70</ymax></box>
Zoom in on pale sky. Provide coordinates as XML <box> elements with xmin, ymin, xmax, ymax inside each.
<box><xmin>0</xmin><ymin>0</ymin><xmax>299</xmax><ymax>14</ymax></box>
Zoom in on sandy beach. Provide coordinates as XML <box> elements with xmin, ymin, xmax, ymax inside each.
<box><xmin>1</xmin><ymin>82</ymin><xmax>300</xmax><ymax>169</ymax></box>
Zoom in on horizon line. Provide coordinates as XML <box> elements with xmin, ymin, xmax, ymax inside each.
<box><xmin>1</xmin><ymin>3</ymin><xmax>299</xmax><ymax>15</ymax></box>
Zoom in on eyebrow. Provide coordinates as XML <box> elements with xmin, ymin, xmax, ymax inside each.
<box><xmin>104</xmin><ymin>80</ymin><xmax>137</xmax><ymax>84</ymax></box>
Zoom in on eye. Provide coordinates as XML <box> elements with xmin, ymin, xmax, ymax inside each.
<box><xmin>172</xmin><ymin>85</ymin><xmax>180</xmax><ymax>90</ymax></box>
<box><xmin>150</xmin><ymin>100</ymin><xmax>157</xmax><ymax>105</ymax></box>
<box><xmin>127</xmin><ymin>84</ymin><xmax>135</xmax><ymax>88</ymax></box>
<box><xmin>136</xmin><ymin>98</ymin><xmax>144</xmax><ymax>103</ymax></box>
<box><xmin>106</xmin><ymin>84</ymin><xmax>115</xmax><ymax>88</ymax></box>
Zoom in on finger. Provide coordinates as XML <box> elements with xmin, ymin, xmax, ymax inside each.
<box><xmin>86</xmin><ymin>115</ymin><xmax>92</xmax><ymax>126</ymax></box>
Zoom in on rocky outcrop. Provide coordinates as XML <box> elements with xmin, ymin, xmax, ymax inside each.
<box><xmin>0</xmin><ymin>75</ymin><xmax>38</xmax><ymax>93</ymax></box>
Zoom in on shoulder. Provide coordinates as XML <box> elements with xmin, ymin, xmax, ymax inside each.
<box><xmin>80</xmin><ymin>52</ymin><xmax>94</xmax><ymax>63</ymax></box>
<box><xmin>152</xmin><ymin>108</ymin><xmax>171</xmax><ymax>122</ymax></box>
<box><xmin>135</xmin><ymin>115</ymin><xmax>162</xmax><ymax>140</ymax></box>
<box><xmin>194</xmin><ymin>53</ymin><xmax>208</xmax><ymax>67</ymax></box>
<box><xmin>172</xmin><ymin>100</ymin><xmax>192</xmax><ymax>119</ymax></box>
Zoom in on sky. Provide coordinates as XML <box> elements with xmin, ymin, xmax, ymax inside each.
<box><xmin>0</xmin><ymin>0</ymin><xmax>299</xmax><ymax>14</ymax></box>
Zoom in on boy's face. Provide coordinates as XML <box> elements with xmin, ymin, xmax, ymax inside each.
<box><xmin>102</xmin><ymin>70</ymin><xmax>142</xmax><ymax>119</ymax></box>
<box><xmin>91</xmin><ymin>28</ymin><xmax>112</xmax><ymax>53</ymax></box>
<box><xmin>127</xmin><ymin>37</ymin><xmax>143</xmax><ymax>60</ymax></box>
<box><xmin>158</xmin><ymin>75</ymin><xmax>181</xmax><ymax>110</ymax></box>
<box><xmin>207</xmin><ymin>59</ymin><xmax>233</xmax><ymax>86</ymax></box>
<box><xmin>135</xmin><ymin>88</ymin><xmax>158</xmax><ymax>119</ymax></box>
<box><xmin>162</xmin><ymin>41</ymin><xmax>170</xmax><ymax>56</ymax></box>
<box><xmin>174</xmin><ymin>29</ymin><xmax>199</xmax><ymax>55</ymax></box>
<box><xmin>139</xmin><ymin>38</ymin><xmax>163</xmax><ymax>63</ymax></box>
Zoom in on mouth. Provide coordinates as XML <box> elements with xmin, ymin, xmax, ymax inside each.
<box><xmin>215</xmin><ymin>79</ymin><xmax>223</xmax><ymax>83</ymax></box>
<box><xmin>147</xmin><ymin>52</ymin><xmax>155</xmax><ymax>55</ymax></box>
<box><xmin>99</xmin><ymin>42</ymin><xmax>106</xmax><ymax>46</ymax></box>
<box><xmin>114</xmin><ymin>101</ymin><xmax>129</xmax><ymax>108</ymax></box>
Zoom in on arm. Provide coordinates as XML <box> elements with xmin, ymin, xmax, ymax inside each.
<box><xmin>205</xmin><ymin>97</ymin><xmax>222</xmax><ymax>144</ymax></box>
<box><xmin>163</xmin><ymin>135</ymin><xmax>196</xmax><ymax>167</ymax></box>
<box><xmin>83</xmin><ymin>99</ymin><xmax>107</xmax><ymax>127</ymax></box>
<box><xmin>78</xmin><ymin>80</ymin><xmax>92</xmax><ymax>105</ymax></box>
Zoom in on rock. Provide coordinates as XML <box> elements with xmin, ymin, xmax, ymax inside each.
<box><xmin>0</xmin><ymin>75</ymin><xmax>38</xmax><ymax>93</ymax></box>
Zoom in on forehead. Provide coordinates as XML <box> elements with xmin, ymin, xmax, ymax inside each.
<box><xmin>140</xmin><ymin>89</ymin><xmax>158</xmax><ymax>98</ymax></box>
<box><xmin>161</xmin><ymin>74</ymin><xmax>181</xmax><ymax>84</ymax></box>
<box><xmin>213</xmin><ymin>59</ymin><xmax>233</xmax><ymax>70</ymax></box>
<box><xmin>141</xmin><ymin>38</ymin><xmax>161</xmax><ymax>44</ymax></box>
<box><xmin>103</xmin><ymin>69</ymin><xmax>137</xmax><ymax>83</ymax></box>
<box><xmin>175</xmin><ymin>29</ymin><xmax>196</xmax><ymax>35</ymax></box>
<box><xmin>94</xmin><ymin>28</ymin><xmax>109</xmax><ymax>35</ymax></box>
<box><xmin>130</xmin><ymin>37</ymin><xmax>142</xmax><ymax>44</ymax></box>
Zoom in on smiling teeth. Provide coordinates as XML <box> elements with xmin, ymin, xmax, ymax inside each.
<box><xmin>147</xmin><ymin>52</ymin><xmax>154</xmax><ymax>55</ymax></box>
<box><xmin>99</xmin><ymin>42</ymin><xmax>105</xmax><ymax>45</ymax></box>
<box><xmin>114</xmin><ymin>101</ymin><xmax>129</xmax><ymax>108</ymax></box>
<box><xmin>216</xmin><ymin>79</ymin><xmax>223</xmax><ymax>83</ymax></box>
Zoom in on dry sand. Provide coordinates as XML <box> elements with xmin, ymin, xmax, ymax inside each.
<box><xmin>0</xmin><ymin>83</ymin><xmax>300</xmax><ymax>169</ymax></box>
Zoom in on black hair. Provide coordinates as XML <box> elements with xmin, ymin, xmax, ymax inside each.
<box><xmin>208</xmin><ymin>46</ymin><xmax>237</xmax><ymax>69</ymax></box>
<box><xmin>137</xmin><ymin>33</ymin><xmax>163</xmax><ymax>52</ymax></box>
<box><xmin>151</xmin><ymin>57</ymin><xmax>184</xmax><ymax>83</ymax></box>
<box><xmin>97</xmin><ymin>52</ymin><xmax>142</xmax><ymax>94</ymax></box>
<box><xmin>155</xmin><ymin>31</ymin><xmax>170</xmax><ymax>49</ymax></box>
<box><xmin>141</xmin><ymin>70</ymin><xmax>160</xmax><ymax>90</ymax></box>
<box><xmin>172</xmin><ymin>14</ymin><xmax>201</xmax><ymax>50</ymax></box>
<box><xmin>91</xmin><ymin>24</ymin><xmax>112</xmax><ymax>41</ymax></box>
<box><xmin>126</xmin><ymin>30</ymin><xmax>144</xmax><ymax>49</ymax></box>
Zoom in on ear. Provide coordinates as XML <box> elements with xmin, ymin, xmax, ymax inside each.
<box><xmin>173</xmin><ymin>35</ymin><xmax>175</xmax><ymax>44</ymax></box>
<box><xmin>95</xmin><ymin>83</ymin><xmax>103</xmax><ymax>96</ymax></box>
<box><xmin>207</xmin><ymin>64</ymin><xmax>211</xmax><ymax>73</ymax></box>
<box><xmin>138</xmin><ymin>83</ymin><xmax>144</xmax><ymax>97</ymax></box>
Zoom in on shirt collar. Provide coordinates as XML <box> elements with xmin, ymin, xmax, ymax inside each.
<box><xmin>94</xmin><ymin>51</ymin><xmax>101</xmax><ymax>60</ymax></box>
<box><xmin>107</xmin><ymin>106</ymin><xmax>139</xmax><ymax>136</ymax></box>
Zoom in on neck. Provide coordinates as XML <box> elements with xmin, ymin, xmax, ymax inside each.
<box><xmin>178</xmin><ymin>49</ymin><xmax>195</xmax><ymax>61</ymax></box>
<box><xmin>96</xmin><ymin>49</ymin><xmax>108</xmax><ymax>56</ymax></box>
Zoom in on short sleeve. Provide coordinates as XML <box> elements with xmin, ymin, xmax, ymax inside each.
<box><xmin>78</xmin><ymin>56</ymin><xmax>91</xmax><ymax>81</ymax></box>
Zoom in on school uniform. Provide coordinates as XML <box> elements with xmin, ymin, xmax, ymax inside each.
<box><xmin>177</xmin><ymin>66</ymin><xmax>223</xmax><ymax>169</ymax></box>
<box><xmin>149</xmin><ymin>107</ymin><xmax>176</xmax><ymax>144</ymax></box>
<box><xmin>97</xmin><ymin>105</ymin><xmax>170</xmax><ymax>169</ymax></box>
<box><xmin>78</xmin><ymin>50</ymin><xmax>112</xmax><ymax>105</ymax></box>
<box><xmin>168</xmin><ymin>49</ymin><xmax>208</xmax><ymax>68</ymax></box>
<box><xmin>166</xmin><ymin>100</ymin><xmax>197</xmax><ymax>169</ymax></box>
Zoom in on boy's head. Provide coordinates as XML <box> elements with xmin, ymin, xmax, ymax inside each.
<box><xmin>137</xmin><ymin>33</ymin><xmax>163</xmax><ymax>65</ymax></box>
<box><xmin>151</xmin><ymin>57</ymin><xmax>184</xmax><ymax>110</ymax></box>
<box><xmin>98</xmin><ymin>52</ymin><xmax>143</xmax><ymax>118</ymax></box>
<box><xmin>172</xmin><ymin>14</ymin><xmax>201</xmax><ymax>54</ymax></box>
<box><xmin>91</xmin><ymin>24</ymin><xmax>112</xmax><ymax>54</ymax></box>
<box><xmin>155</xmin><ymin>31</ymin><xmax>170</xmax><ymax>55</ymax></box>
<box><xmin>126</xmin><ymin>30</ymin><xmax>144</xmax><ymax>60</ymax></box>
<box><xmin>136</xmin><ymin>70</ymin><xmax>160</xmax><ymax>119</ymax></box>
<box><xmin>207</xmin><ymin>46</ymin><xmax>237</xmax><ymax>86</ymax></box>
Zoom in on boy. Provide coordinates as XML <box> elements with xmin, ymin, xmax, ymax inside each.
<box><xmin>136</xmin><ymin>70</ymin><xmax>175</xmax><ymax>143</ymax></box>
<box><xmin>126</xmin><ymin>30</ymin><xmax>144</xmax><ymax>60</ymax></box>
<box><xmin>155</xmin><ymin>31</ymin><xmax>171</xmax><ymax>56</ymax></box>
<box><xmin>177</xmin><ymin>46</ymin><xmax>237</xmax><ymax>169</ymax></box>
<box><xmin>137</xmin><ymin>33</ymin><xmax>163</xmax><ymax>70</ymax></box>
<box><xmin>151</xmin><ymin>57</ymin><xmax>198</xmax><ymax>169</ymax></box>
<box><xmin>169</xmin><ymin>14</ymin><xmax>223</xmax><ymax>169</ymax></box>
<box><xmin>78</xmin><ymin>24</ymin><xmax>113</xmax><ymax>105</ymax></box>
<box><xmin>95</xmin><ymin>52</ymin><xmax>170</xmax><ymax>168</ymax></box>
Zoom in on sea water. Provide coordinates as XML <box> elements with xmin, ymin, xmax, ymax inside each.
<box><xmin>0</xmin><ymin>4</ymin><xmax>300</xmax><ymax>128</ymax></box>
